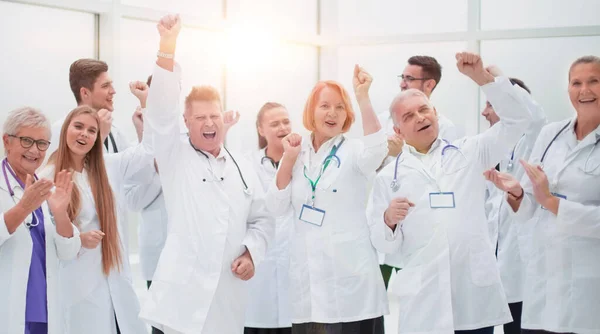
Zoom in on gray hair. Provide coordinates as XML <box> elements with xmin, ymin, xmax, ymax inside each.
<box><xmin>3</xmin><ymin>107</ymin><xmax>51</xmax><ymax>137</ymax></box>
<box><xmin>569</xmin><ymin>55</ymin><xmax>600</xmax><ymax>80</ymax></box>
<box><xmin>389</xmin><ymin>89</ymin><xmax>433</xmax><ymax>125</ymax></box>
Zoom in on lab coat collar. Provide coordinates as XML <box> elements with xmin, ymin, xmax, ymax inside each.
<box><xmin>569</xmin><ymin>116</ymin><xmax>600</xmax><ymax>150</ymax></box>
<box><xmin>307</xmin><ymin>132</ymin><xmax>344</xmax><ymax>155</ymax></box>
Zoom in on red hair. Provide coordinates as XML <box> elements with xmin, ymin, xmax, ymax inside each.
<box><xmin>302</xmin><ymin>81</ymin><xmax>355</xmax><ymax>133</ymax></box>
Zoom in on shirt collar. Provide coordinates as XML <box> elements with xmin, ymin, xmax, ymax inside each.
<box><xmin>405</xmin><ymin>137</ymin><xmax>443</xmax><ymax>157</ymax></box>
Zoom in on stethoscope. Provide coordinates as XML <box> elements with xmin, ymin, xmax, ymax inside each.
<box><xmin>390</xmin><ymin>139</ymin><xmax>464</xmax><ymax>192</ymax></box>
<box><xmin>189</xmin><ymin>139</ymin><xmax>251</xmax><ymax>196</ymax></box>
<box><xmin>540</xmin><ymin>121</ymin><xmax>600</xmax><ymax>173</ymax></box>
<box><xmin>506</xmin><ymin>136</ymin><xmax>525</xmax><ymax>172</ymax></box>
<box><xmin>2</xmin><ymin>159</ymin><xmax>42</xmax><ymax>228</ymax></box>
<box><xmin>260</xmin><ymin>148</ymin><xmax>280</xmax><ymax>169</ymax></box>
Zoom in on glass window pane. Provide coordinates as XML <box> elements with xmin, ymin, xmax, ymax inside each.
<box><xmin>225</xmin><ymin>43</ymin><xmax>318</xmax><ymax>152</ymax></box>
<box><xmin>0</xmin><ymin>2</ymin><xmax>96</xmax><ymax>144</ymax></box>
<box><xmin>337</xmin><ymin>0</ymin><xmax>468</xmax><ymax>37</ymax></box>
<box><xmin>481</xmin><ymin>0</ymin><xmax>600</xmax><ymax>30</ymax></box>
<box><xmin>227</xmin><ymin>0</ymin><xmax>317</xmax><ymax>36</ymax></box>
<box><xmin>118</xmin><ymin>18</ymin><xmax>224</xmax><ymax>137</ymax></box>
<box><xmin>335</xmin><ymin>41</ymin><xmax>478</xmax><ymax>137</ymax></box>
<box><xmin>480</xmin><ymin>36</ymin><xmax>600</xmax><ymax>131</ymax></box>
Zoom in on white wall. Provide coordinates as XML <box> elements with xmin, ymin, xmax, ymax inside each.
<box><xmin>0</xmin><ymin>1</ymin><xmax>96</xmax><ymax>156</ymax></box>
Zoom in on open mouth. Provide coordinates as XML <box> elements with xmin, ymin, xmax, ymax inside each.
<box><xmin>418</xmin><ymin>124</ymin><xmax>431</xmax><ymax>132</ymax></box>
<box><xmin>203</xmin><ymin>132</ymin><xmax>216</xmax><ymax>139</ymax></box>
<box><xmin>579</xmin><ymin>97</ymin><xmax>597</xmax><ymax>104</ymax></box>
<box><xmin>76</xmin><ymin>139</ymin><xmax>87</xmax><ymax>146</ymax></box>
<box><xmin>22</xmin><ymin>155</ymin><xmax>38</xmax><ymax>163</ymax></box>
<box><xmin>325</xmin><ymin>121</ymin><xmax>337</xmax><ymax>127</ymax></box>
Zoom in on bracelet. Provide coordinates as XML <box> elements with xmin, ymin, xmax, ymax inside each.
<box><xmin>508</xmin><ymin>189</ymin><xmax>524</xmax><ymax>200</ymax></box>
<box><xmin>157</xmin><ymin>50</ymin><xmax>174</xmax><ymax>59</ymax></box>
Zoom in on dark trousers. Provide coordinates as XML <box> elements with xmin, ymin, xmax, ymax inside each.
<box><xmin>147</xmin><ymin>281</ymin><xmax>165</xmax><ymax>334</ymax></box>
<box><xmin>502</xmin><ymin>302</ymin><xmax>523</xmax><ymax>334</ymax></box>
<box><xmin>455</xmin><ymin>326</ymin><xmax>494</xmax><ymax>334</ymax></box>
<box><xmin>380</xmin><ymin>264</ymin><xmax>400</xmax><ymax>289</ymax></box>
<box><xmin>291</xmin><ymin>316</ymin><xmax>384</xmax><ymax>334</ymax></box>
<box><xmin>25</xmin><ymin>322</ymin><xmax>47</xmax><ymax>334</ymax></box>
<box><xmin>244</xmin><ymin>328</ymin><xmax>292</xmax><ymax>334</ymax></box>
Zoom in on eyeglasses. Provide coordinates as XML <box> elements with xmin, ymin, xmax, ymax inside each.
<box><xmin>397</xmin><ymin>74</ymin><xmax>432</xmax><ymax>84</ymax></box>
<box><xmin>8</xmin><ymin>135</ymin><xmax>51</xmax><ymax>151</ymax></box>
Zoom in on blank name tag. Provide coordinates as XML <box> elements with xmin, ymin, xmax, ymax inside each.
<box><xmin>299</xmin><ymin>205</ymin><xmax>325</xmax><ymax>226</ymax></box>
<box><xmin>429</xmin><ymin>192</ymin><xmax>455</xmax><ymax>208</ymax></box>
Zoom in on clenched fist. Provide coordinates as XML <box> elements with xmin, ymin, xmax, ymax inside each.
<box><xmin>282</xmin><ymin>133</ymin><xmax>302</xmax><ymax>159</ymax></box>
<box><xmin>97</xmin><ymin>108</ymin><xmax>112</xmax><ymax>142</ymax></box>
<box><xmin>353</xmin><ymin>64</ymin><xmax>373</xmax><ymax>99</ymax></box>
<box><xmin>384</xmin><ymin>197</ymin><xmax>415</xmax><ymax>229</ymax></box>
<box><xmin>455</xmin><ymin>52</ymin><xmax>494</xmax><ymax>86</ymax></box>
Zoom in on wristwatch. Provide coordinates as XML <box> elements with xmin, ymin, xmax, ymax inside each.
<box><xmin>157</xmin><ymin>50</ymin><xmax>174</xmax><ymax>59</ymax></box>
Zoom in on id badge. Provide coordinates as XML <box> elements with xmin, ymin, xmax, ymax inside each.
<box><xmin>299</xmin><ymin>204</ymin><xmax>326</xmax><ymax>226</ymax></box>
<box><xmin>429</xmin><ymin>192</ymin><xmax>455</xmax><ymax>208</ymax></box>
<box><xmin>542</xmin><ymin>192</ymin><xmax>567</xmax><ymax>210</ymax></box>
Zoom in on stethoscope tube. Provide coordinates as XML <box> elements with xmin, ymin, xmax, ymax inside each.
<box><xmin>189</xmin><ymin>139</ymin><xmax>250</xmax><ymax>195</ymax></box>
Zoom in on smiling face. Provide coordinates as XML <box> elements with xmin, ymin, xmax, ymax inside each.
<box><xmin>65</xmin><ymin>113</ymin><xmax>99</xmax><ymax>158</ymax></box>
<box><xmin>569</xmin><ymin>62</ymin><xmax>600</xmax><ymax>121</ymax></box>
<box><xmin>81</xmin><ymin>72</ymin><xmax>116</xmax><ymax>111</ymax></box>
<box><xmin>312</xmin><ymin>86</ymin><xmax>348</xmax><ymax>140</ymax></box>
<box><xmin>481</xmin><ymin>101</ymin><xmax>500</xmax><ymax>126</ymax></box>
<box><xmin>3</xmin><ymin>126</ymin><xmax>50</xmax><ymax>178</ymax></box>
<box><xmin>258</xmin><ymin>106</ymin><xmax>291</xmax><ymax>149</ymax></box>
<box><xmin>391</xmin><ymin>89</ymin><xmax>439</xmax><ymax>152</ymax></box>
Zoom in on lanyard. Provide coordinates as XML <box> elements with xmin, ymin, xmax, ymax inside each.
<box><xmin>2</xmin><ymin>158</ymin><xmax>43</xmax><ymax>228</ymax></box>
<box><xmin>303</xmin><ymin>137</ymin><xmax>345</xmax><ymax>205</ymax></box>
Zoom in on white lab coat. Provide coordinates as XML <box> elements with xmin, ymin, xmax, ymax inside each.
<box><xmin>265</xmin><ymin>129</ymin><xmax>389</xmax><ymax>324</ymax></box>
<box><xmin>367</xmin><ymin>76</ymin><xmax>533</xmax><ymax>333</ymax></box>
<box><xmin>39</xmin><ymin>125</ymin><xmax>154</xmax><ymax>334</ymax></box>
<box><xmin>484</xmin><ymin>99</ymin><xmax>547</xmax><ymax>303</ymax></box>
<box><xmin>48</xmin><ymin>117</ymin><xmax>161</xmax><ymax>251</ymax></box>
<box><xmin>244</xmin><ymin>149</ymin><xmax>294</xmax><ymax>328</ymax></box>
<box><xmin>378</xmin><ymin>111</ymin><xmax>461</xmax><ymax>267</ymax></box>
<box><xmin>139</xmin><ymin>64</ymin><xmax>274</xmax><ymax>334</ymax></box>
<box><xmin>0</xmin><ymin>164</ymin><xmax>81</xmax><ymax>334</ymax></box>
<box><xmin>124</xmin><ymin>165</ymin><xmax>166</xmax><ymax>281</ymax></box>
<box><xmin>506</xmin><ymin>117</ymin><xmax>600</xmax><ymax>334</ymax></box>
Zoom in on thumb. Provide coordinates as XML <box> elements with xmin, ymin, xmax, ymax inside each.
<box><xmin>408</xmin><ymin>201</ymin><xmax>415</xmax><ymax>207</ymax></box>
<box><xmin>353</xmin><ymin>64</ymin><xmax>360</xmax><ymax>79</ymax></box>
<box><xmin>231</xmin><ymin>258</ymin><xmax>241</xmax><ymax>271</ymax></box>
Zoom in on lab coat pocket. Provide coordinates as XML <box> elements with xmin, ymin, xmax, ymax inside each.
<box><xmin>388</xmin><ymin>265</ymin><xmax>421</xmax><ymax>297</ymax></box>
<box><xmin>468</xmin><ymin>239</ymin><xmax>499</xmax><ymax>287</ymax></box>
<box><xmin>153</xmin><ymin>234</ymin><xmax>195</xmax><ymax>284</ymax></box>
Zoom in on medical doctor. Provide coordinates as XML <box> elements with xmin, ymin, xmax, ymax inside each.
<box><xmin>1</xmin><ymin>107</ymin><xmax>81</xmax><ymax>334</ymax></box>
<box><xmin>481</xmin><ymin>73</ymin><xmax>547</xmax><ymax>334</ymax></box>
<box><xmin>485</xmin><ymin>55</ymin><xmax>600</xmax><ymax>334</ymax></box>
<box><xmin>266</xmin><ymin>65</ymin><xmax>389</xmax><ymax>333</ymax></box>
<box><xmin>367</xmin><ymin>52</ymin><xmax>534</xmax><ymax>334</ymax></box>
<box><xmin>139</xmin><ymin>15</ymin><xmax>273</xmax><ymax>334</ymax></box>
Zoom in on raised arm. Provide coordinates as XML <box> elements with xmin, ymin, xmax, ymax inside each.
<box><xmin>351</xmin><ymin>65</ymin><xmax>388</xmax><ymax>175</ymax></box>
<box><xmin>456</xmin><ymin>53</ymin><xmax>533</xmax><ymax>169</ymax></box>
<box><xmin>143</xmin><ymin>14</ymin><xmax>183</xmax><ymax>161</ymax></box>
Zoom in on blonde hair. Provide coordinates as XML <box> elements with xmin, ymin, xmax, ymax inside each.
<box><xmin>256</xmin><ymin>102</ymin><xmax>285</xmax><ymax>149</ymax></box>
<box><xmin>49</xmin><ymin>106</ymin><xmax>121</xmax><ymax>276</ymax></box>
<box><xmin>185</xmin><ymin>86</ymin><xmax>222</xmax><ymax>113</ymax></box>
